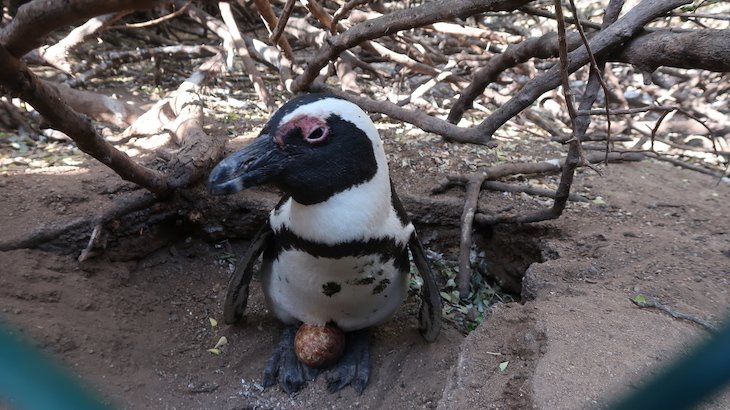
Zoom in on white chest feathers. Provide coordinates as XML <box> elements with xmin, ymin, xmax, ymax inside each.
<box><xmin>262</xmin><ymin>174</ymin><xmax>414</xmax><ymax>331</ymax></box>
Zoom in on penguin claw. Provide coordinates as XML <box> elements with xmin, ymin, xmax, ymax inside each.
<box><xmin>262</xmin><ymin>325</ymin><xmax>304</xmax><ymax>393</ymax></box>
<box><xmin>326</xmin><ymin>329</ymin><xmax>370</xmax><ymax>394</ymax></box>
<box><xmin>262</xmin><ymin>325</ymin><xmax>319</xmax><ymax>394</ymax></box>
<box><xmin>263</xmin><ymin>326</ymin><xmax>370</xmax><ymax>394</ymax></box>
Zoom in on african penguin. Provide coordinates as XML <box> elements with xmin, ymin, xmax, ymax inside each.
<box><xmin>208</xmin><ymin>93</ymin><xmax>440</xmax><ymax>394</ymax></box>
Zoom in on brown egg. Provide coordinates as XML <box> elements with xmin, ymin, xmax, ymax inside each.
<box><xmin>294</xmin><ymin>323</ymin><xmax>346</xmax><ymax>368</ymax></box>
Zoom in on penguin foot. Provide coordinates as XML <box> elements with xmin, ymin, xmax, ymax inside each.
<box><xmin>326</xmin><ymin>328</ymin><xmax>370</xmax><ymax>394</ymax></box>
<box><xmin>262</xmin><ymin>325</ymin><xmax>320</xmax><ymax>393</ymax></box>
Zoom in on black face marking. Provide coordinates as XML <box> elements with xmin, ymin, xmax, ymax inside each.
<box><xmin>273</xmin><ymin>225</ymin><xmax>406</xmax><ymax>263</ymax></box>
<box><xmin>372</xmin><ymin>278</ymin><xmax>391</xmax><ymax>295</ymax></box>
<box><xmin>274</xmin><ymin>114</ymin><xmax>378</xmax><ymax>205</ymax></box>
<box><xmin>322</xmin><ymin>281</ymin><xmax>342</xmax><ymax>297</ymax></box>
<box><xmin>208</xmin><ymin>93</ymin><xmax>381</xmax><ymax>203</ymax></box>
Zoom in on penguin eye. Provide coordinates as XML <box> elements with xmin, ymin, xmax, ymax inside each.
<box><xmin>304</xmin><ymin>127</ymin><xmax>328</xmax><ymax>143</ymax></box>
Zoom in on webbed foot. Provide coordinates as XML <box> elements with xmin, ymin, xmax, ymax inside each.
<box><xmin>326</xmin><ymin>328</ymin><xmax>370</xmax><ymax>394</ymax></box>
<box><xmin>262</xmin><ymin>325</ymin><xmax>319</xmax><ymax>393</ymax></box>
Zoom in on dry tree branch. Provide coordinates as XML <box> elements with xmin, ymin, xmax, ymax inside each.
<box><xmin>67</xmin><ymin>44</ymin><xmax>219</xmax><ymax>87</ymax></box>
<box><xmin>0</xmin><ymin>45</ymin><xmax>170</xmax><ymax>194</ymax></box>
<box><xmin>519</xmin><ymin>5</ymin><xmax>602</xmax><ymax>30</ymax></box>
<box><xmin>457</xmin><ymin>173</ymin><xmax>487</xmax><ymax>297</ymax></box>
<box><xmin>331</xmin><ymin>0</ymin><xmax>368</xmax><ymax>34</ymax></box>
<box><xmin>29</xmin><ymin>12</ymin><xmax>129</xmax><ymax>73</ymax></box>
<box><xmin>270</xmin><ymin>0</ymin><xmax>297</xmax><ymax>45</ymax></box>
<box><xmin>163</xmin><ymin>54</ymin><xmax>227</xmax><ymax>189</ymax></box>
<box><xmin>218</xmin><ymin>1</ymin><xmax>276</xmax><ymax>112</ymax></box>
<box><xmin>481</xmin><ymin>181</ymin><xmax>589</xmax><ymax>202</ymax></box>
<box><xmin>367</xmin><ymin>41</ymin><xmax>467</xmax><ymax>85</ymax></box>
<box><xmin>0</xmin><ymin>192</ymin><xmax>158</xmax><ymax>252</ymax></box>
<box><xmin>581</xmin><ymin>105</ymin><xmax>718</xmax><ymax>151</ymax></box>
<box><xmin>312</xmin><ymin>85</ymin><xmax>498</xmax><ymax>146</ymax></box>
<box><xmin>0</xmin><ymin>97</ymin><xmax>37</xmax><ymax>135</ymax></box>
<box><xmin>296</xmin><ymin>0</ymin><xmax>536</xmax><ymax>146</ymax></box>
<box><xmin>46</xmin><ymin>82</ymin><xmax>145</xmax><ymax>128</ymax></box>
<box><xmin>447</xmin><ymin>31</ymin><xmax>584</xmax><ymax>124</ymax></box>
<box><xmin>251</xmin><ymin>0</ymin><xmax>296</xmax><ymax>61</ymax></box>
<box><xmin>181</xmin><ymin>1</ymin><xmax>275</xmax><ymax>112</ymax></box>
<box><xmin>476</xmin><ymin>0</ymin><xmax>627</xmax><ymax>227</ymax></box>
<box><xmin>0</xmin><ymin>0</ymin><xmax>166</xmax><ymax>58</ymax></box>
<box><xmin>434</xmin><ymin>151</ymin><xmax>645</xmax><ymax>195</ymax></box>
<box><xmin>611</xmin><ymin>28</ymin><xmax>730</xmax><ymax>73</ymax></box>
<box><xmin>630</xmin><ymin>294</ymin><xmax>717</xmax><ymax>333</ymax></box>
<box><xmin>474</xmin><ymin>0</ymin><xmax>693</xmax><ymax>140</ymax></box>
<box><xmin>554</xmin><ymin>0</ymin><xmax>578</xmax><ymax>130</ymax></box>
<box><xmin>1</xmin><ymin>53</ymin><xmax>227</xmax><ymax>253</ymax></box>
<box><xmin>290</xmin><ymin>0</ymin><xmax>533</xmax><ymax>93</ymax></box>
<box><xmin>440</xmin><ymin>0</ymin><xmax>632</xmax><ymax>296</ymax></box>
<box><xmin>119</xmin><ymin>1</ymin><xmax>190</xmax><ymax>28</ymax></box>
<box><xmin>582</xmin><ymin>146</ymin><xmax>727</xmax><ymax>182</ymax></box>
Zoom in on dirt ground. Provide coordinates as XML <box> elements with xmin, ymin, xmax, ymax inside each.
<box><xmin>1</xmin><ymin>134</ymin><xmax>729</xmax><ymax>409</ymax></box>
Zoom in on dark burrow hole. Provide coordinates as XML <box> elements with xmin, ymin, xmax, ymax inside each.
<box><xmin>473</xmin><ymin>225</ymin><xmax>559</xmax><ymax>301</ymax></box>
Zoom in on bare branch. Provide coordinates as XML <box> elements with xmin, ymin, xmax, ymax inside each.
<box><xmin>291</xmin><ymin>0</ymin><xmax>532</xmax><ymax>93</ymax></box>
<box><xmin>270</xmin><ymin>0</ymin><xmax>297</xmax><ymax>45</ymax></box>
<box><xmin>611</xmin><ymin>29</ymin><xmax>730</xmax><ymax>73</ymax></box>
<box><xmin>120</xmin><ymin>1</ymin><xmax>190</xmax><ymax>28</ymax></box>
<box><xmin>218</xmin><ymin>1</ymin><xmax>276</xmax><ymax>112</ymax></box>
<box><xmin>0</xmin><ymin>45</ymin><xmax>169</xmax><ymax>194</ymax></box>
<box><xmin>475</xmin><ymin>0</ymin><xmax>693</xmax><ymax>140</ymax></box>
<box><xmin>0</xmin><ymin>0</ymin><xmax>165</xmax><ymax>58</ymax></box>
<box><xmin>312</xmin><ymin>85</ymin><xmax>497</xmax><ymax>145</ymax></box>
<box><xmin>33</xmin><ymin>12</ymin><xmax>129</xmax><ymax>73</ymax></box>
<box><xmin>251</xmin><ymin>0</ymin><xmax>296</xmax><ymax>60</ymax></box>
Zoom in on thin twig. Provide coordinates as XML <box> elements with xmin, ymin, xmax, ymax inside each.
<box><xmin>457</xmin><ymin>173</ymin><xmax>487</xmax><ymax>298</ymax></box>
<box><xmin>118</xmin><ymin>1</ymin><xmax>190</xmax><ymax>28</ymax></box>
<box><xmin>331</xmin><ymin>0</ymin><xmax>368</xmax><ymax>34</ymax></box>
<box><xmin>630</xmin><ymin>295</ymin><xmax>717</xmax><ymax>334</ymax></box>
<box><xmin>270</xmin><ymin>0</ymin><xmax>296</xmax><ymax>45</ymax></box>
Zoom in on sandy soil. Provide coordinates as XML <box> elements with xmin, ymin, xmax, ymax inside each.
<box><xmin>1</xmin><ymin>139</ymin><xmax>729</xmax><ymax>409</ymax></box>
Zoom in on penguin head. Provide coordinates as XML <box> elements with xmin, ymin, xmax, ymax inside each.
<box><xmin>208</xmin><ymin>93</ymin><xmax>387</xmax><ymax>205</ymax></box>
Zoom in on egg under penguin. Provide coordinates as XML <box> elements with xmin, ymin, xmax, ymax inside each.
<box><xmin>208</xmin><ymin>93</ymin><xmax>441</xmax><ymax>394</ymax></box>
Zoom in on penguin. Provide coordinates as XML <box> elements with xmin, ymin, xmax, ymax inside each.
<box><xmin>208</xmin><ymin>93</ymin><xmax>441</xmax><ymax>394</ymax></box>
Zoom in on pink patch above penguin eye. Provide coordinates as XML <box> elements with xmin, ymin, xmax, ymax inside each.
<box><xmin>275</xmin><ymin>115</ymin><xmax>329</xmax><ymax>146</ymax></box>
<box><xmin>296</xmin><ymin>116</ymin><xmax>329</xmax><ymax>144</ymax></box>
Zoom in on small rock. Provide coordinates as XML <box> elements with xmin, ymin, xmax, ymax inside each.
<box><xmin>187</xmin><ymin>381</ymin><xmax>219</xmax><ymax>394</ymax></box>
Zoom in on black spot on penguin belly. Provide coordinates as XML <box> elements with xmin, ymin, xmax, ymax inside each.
<box><xmin>347</xmin><ymin>277</ymin><xmax>376</xmax><ymax>286</ymax></box>
<box><xmin>372</xmin><ymin>278</ymin><xmax>391</xmax><ymax>295</ymax></box>
<box><xmin>322</xmin><ymin>281</ymin><xmax>342</xmax><ymax>297</ymax></box>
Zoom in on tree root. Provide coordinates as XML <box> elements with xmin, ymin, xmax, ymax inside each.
<box><xmin>435</xmin><ymin>151</ymin><xmax>643</xmax><ymax>297</ymax></box>
<box><xmin>0</xmin><ymin>192</ymin><xmax>157</xmax><ymax>253</ymax></box>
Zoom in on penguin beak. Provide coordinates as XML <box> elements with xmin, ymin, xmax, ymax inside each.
<box><xmin>208</xmin><ymin>134</ymin><xmax>287</xmax><ymax>195</ymax></box>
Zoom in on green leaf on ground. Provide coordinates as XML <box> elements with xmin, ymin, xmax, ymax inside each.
<box><xmin>632</xmin><ymin>294</ymin><xmax>648</xmax><ymax>306</ymax></box>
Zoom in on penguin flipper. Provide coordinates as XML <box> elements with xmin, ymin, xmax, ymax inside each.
<box><xmin>409</xmin><ymin>231</ymin><xmax>442</xmax><ymax>342</ymax></box>
<box><xmin>222</xmin><ymin>224</ymin><xmax>274</xmax><ymax>324</ymax></box>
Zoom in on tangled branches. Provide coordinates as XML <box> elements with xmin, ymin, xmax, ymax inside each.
<box><xmin>0</xmin><ymin>0</ymin><xmax>729</xmax><ymax>293</ymax></box>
